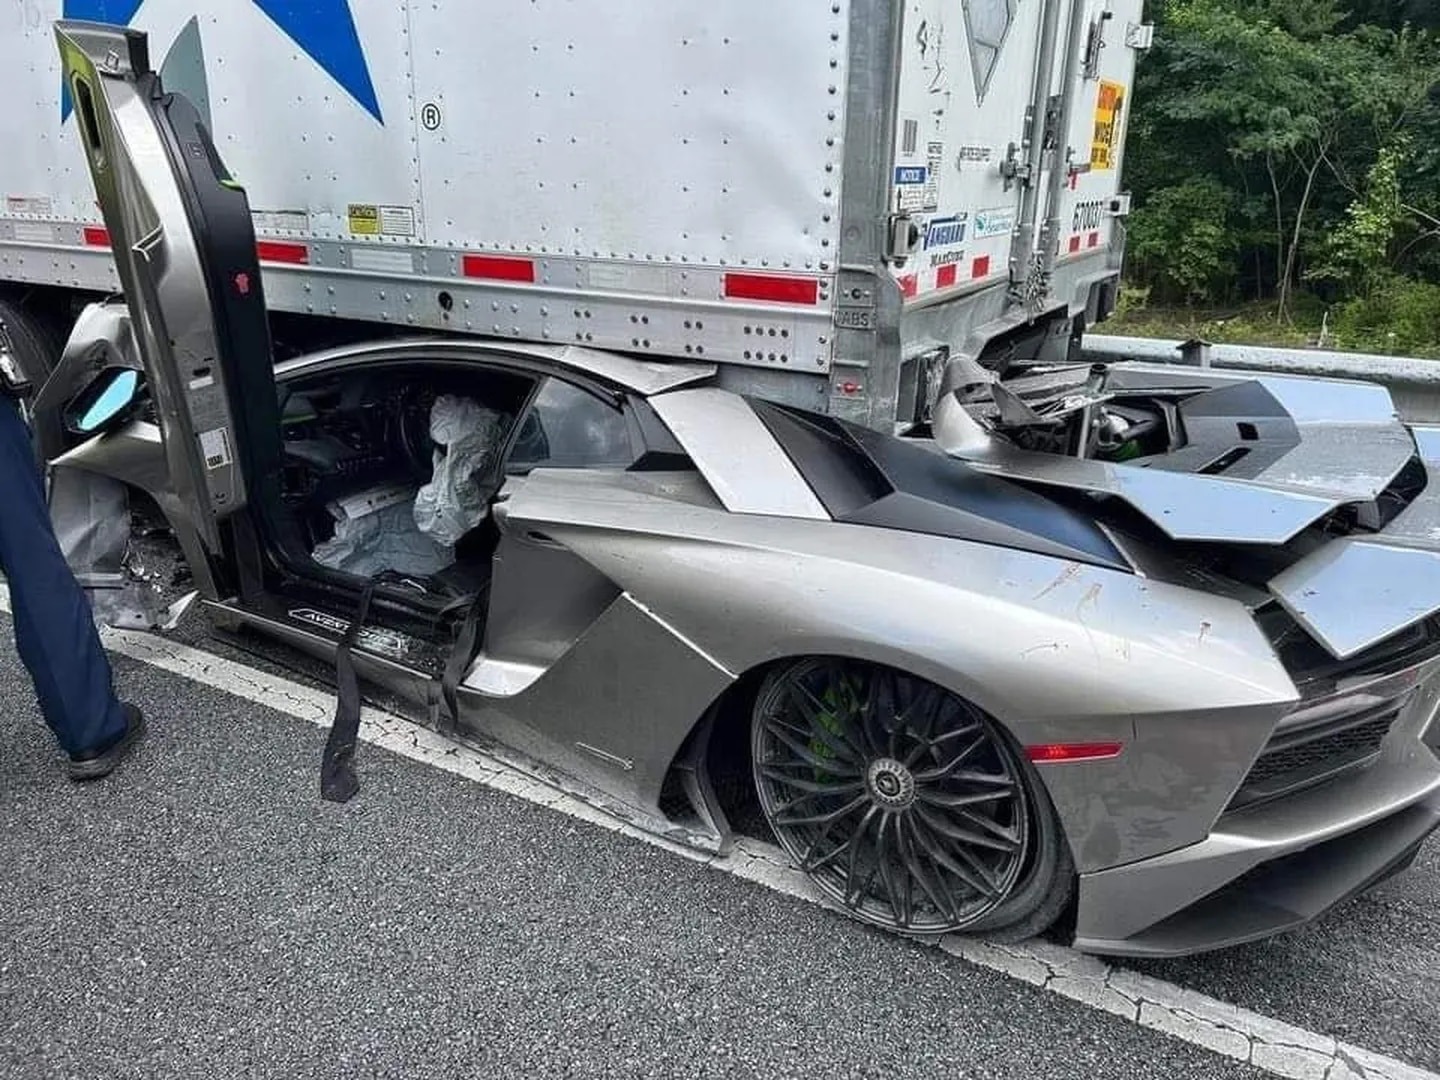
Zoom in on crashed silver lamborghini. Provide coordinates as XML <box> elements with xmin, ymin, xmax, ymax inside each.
<box><xmin>32</xmin><ymin>23</ymin><xmax>1440</xmax><ymax>957</ymax></box>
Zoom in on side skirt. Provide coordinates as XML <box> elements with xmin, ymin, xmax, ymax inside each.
<box><xmin>200</xmin><ymin>597</ymin><xmax>734</xmax><ymax>856</ymax></box>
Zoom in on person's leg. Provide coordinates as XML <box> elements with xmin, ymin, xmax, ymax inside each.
<box><xmin>0</xmin><ymin>396</ymin><xmax>127</xmax><ymax>756</ymax></box>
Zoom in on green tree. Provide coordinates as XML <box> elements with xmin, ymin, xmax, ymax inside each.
<box><xmin>1125</xmin><ymin>0</ymin><xmax>1440</xmax><ymax>325</ymax></box>
<box><xmin>1128</xmin><ymin>178</ymin><xmax>1237</xmax><ymax>302</ymax></box>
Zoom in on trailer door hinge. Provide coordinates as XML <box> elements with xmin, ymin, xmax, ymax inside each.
<box><xmin>1043</xmin><ymin>95</ymin><xmax>1063</xmax><ymax>152</ymax></box>
<box><xmin>1125</xmin><ymin>22</ymin><xmax>1155</xmax><ymax>50</ymax></box>
<box><xmin>1001</xmin><ymin>142</ymin><xmax>1030</xmax><ymax>191</ymax></box>
<box><xmin>1082</xmin><ymin>9</ymin><xmax>1114</xmax><ymax>80</ymax></box>
<box><xmin>886</xmin><ymin>213</ymin><xmax>920</xmax><ymax>264</ymax></box>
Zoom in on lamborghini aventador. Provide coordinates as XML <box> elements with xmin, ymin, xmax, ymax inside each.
<box><xmin>32</xmin><ymin>21</ymin><xmax>1440</xmax><ymax>958</ymax></box>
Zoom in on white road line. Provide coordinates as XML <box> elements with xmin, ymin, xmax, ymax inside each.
<box><xmin>1</xmin><ymin>590</ymin><xmax>1434</xmax><ymax>1080</ymax></box>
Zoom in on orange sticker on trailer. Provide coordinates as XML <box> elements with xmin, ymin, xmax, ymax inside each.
<box><xmin>1090</xmin><ymin>81</ymin><xmax>1126</xmax><ymax>171</ymax></box>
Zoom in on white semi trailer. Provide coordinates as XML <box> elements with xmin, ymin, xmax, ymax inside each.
<box><xmin>1</xmin><ymin>0</ymin><xmax>1148</xmax><ymax>431</ymax></box>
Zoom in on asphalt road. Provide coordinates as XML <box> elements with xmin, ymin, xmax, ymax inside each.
<box><xmin>0</xmin><ymin>616</ymin><xmax>1276</xmax><ymax>1080</ymax></box>
<box><xmin>1122</xmin><ymin>839</ymin><xmax>1440</xmax><ymax>1073</ymax></box>
<box><xmin>168</xmin><ymin>611</ymin><xmax>1440</xmax><ymax>1074</ymax></box>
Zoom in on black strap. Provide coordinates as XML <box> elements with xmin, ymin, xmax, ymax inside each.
<box><xmin>320</xmin><ymin>581</ymin><xmax>376</xmax><ymax>804</ymax></box>
<box><xmin>437</xmin><ymin>587</ymin><xmax>488</xmax><ymax>736</ymax></box>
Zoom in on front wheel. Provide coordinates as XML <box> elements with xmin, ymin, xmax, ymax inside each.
<box><xmin>751</xmin><ymin>658</ymin><xmax>1072</xmax><ymax>938</ymax></box>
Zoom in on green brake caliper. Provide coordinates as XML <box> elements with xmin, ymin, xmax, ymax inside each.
<box><xmin>809</xmin><ymin>675</ymin><xmax>862</xmax><ymax>782</ymax></box>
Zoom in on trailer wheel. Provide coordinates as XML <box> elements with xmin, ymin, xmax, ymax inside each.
<box><xmin>0</xmin><ymin>293</ymin><xmax>66</xmax><ymax>460</ymax></box>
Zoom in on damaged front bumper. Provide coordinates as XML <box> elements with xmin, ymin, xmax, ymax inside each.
<box><xmin>1073</xmin><ymin>651</ymin><xmax>1440</xmax><ymax>957</ymax></box>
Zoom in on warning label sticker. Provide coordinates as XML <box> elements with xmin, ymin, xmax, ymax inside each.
<box><xmin>199</xmin><ymin>427</ymin><xmax>233</xmax><ymax>471</ymax></box>
<box><xmin>347</xmin><ymin>204</ymin><xmax>417</xmax><ymax>237</ymax></box>
<box><xmin>895</xmin><ymin>165</ymin><xmax>927</xmax><ymax>213</ymax></box>
<box><xmin>252</xmin><ymin>209</ymin><xmax>310</xmax><ymax>233</ymax></box>
<box><xmin>5</xmin><ymin>195</ymin><xmax>53</xmax><ymax>216</ymax></box>
<box><xmin>923</xmin><ymin>141</ymin><xmax>943</xmax><ymax>211</ymax></box>
<box><xmin>1090</xmin><ymin>81</ymin><xmax>1126</xmax><ymax>171</ymax></box>
<box><xmin>954</xmin><ymin>145</ymin><xmax>995</xmax><ymax>172</ymax></box>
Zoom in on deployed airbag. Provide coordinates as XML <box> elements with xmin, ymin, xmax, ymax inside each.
<box><xmin>413</xmin><ymin>394</ymin><xmax>506</xmax><ymax>547</ymax></box>
<box><xmin>312</xmin><ymin>484</ymin><xmax>452</xmax><ymax>578</ymax></box>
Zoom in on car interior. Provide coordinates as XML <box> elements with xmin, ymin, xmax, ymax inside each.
<box><xmin>262</xmin><ymin>359</ymin><xmax>649</xmax><ymax>648</ymax></box>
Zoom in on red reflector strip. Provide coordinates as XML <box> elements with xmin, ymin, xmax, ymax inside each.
<box><xmin>723</xmin><ymin>272</ymin><xmax>820</xmax><ymax>305</ymax></box>
<box><xmin>1068</xmin><ymin>235</ymin><xmax>1082</xmax><ymax>254</ymax></box>
<box><xmin>462</xmin><ymin>254</ymin><xmax>536</xmax><ymax>283</ymax></box>
<box><xmin>972</xmin><ymin>255</ymin><xmax>991</xmax><ymax>279</ymax></box>
<box><xmin>83</xmin><ymin>226</ymin><xmax>110</xmax><ymax>247</ymax></box>
<box><xmin>935</xmin><ymin>263</ymin><xmax>958</xmax><ymax>289</ymax></box>
<box><xmin>1087</xmin><ymin>232</ymin><xmax>1101</xmax><ymax>249</ymax></box>
<box><xmin>256</xmin><ymin>240</ymin><xmax>309</xmax><ymax>265</ymax></box>
<box><xmin>1026</xmin><ymin>742</ymin><xmax>1124</xmax><ymax>764</ymax></box>
<box><xmin>897</xmin><ymin>274</ymin><xmax>918</xmax><ymax>299</ymax></box>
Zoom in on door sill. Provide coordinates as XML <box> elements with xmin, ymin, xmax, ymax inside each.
<box><xmin>211</xmin><ymin>592</ymin><xmax>449</xmax><ymax>677</ymax></box>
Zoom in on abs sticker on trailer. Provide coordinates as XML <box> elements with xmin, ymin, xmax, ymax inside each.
<box><xmin>1090</xmin><ymin>81</ymin><xmax>1126</xmax><ymax>171</ymax></box>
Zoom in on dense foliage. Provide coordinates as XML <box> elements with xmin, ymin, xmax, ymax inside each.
<box><xmin>1120</xmin><ymin>0</ymin><xmax>1440</xmax><ymax>352</ymax></box>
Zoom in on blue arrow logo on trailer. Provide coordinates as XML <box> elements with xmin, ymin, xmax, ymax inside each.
<box><xmin>61</xmin><ymin>0</ymin><xmax>383</xmax><ymax>124</ymax></box>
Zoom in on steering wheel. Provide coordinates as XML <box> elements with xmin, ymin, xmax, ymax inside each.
<box><xmin>394</xmin><ymin>382</ymin><xmax>437</xmax><ymax>480</ymax></box>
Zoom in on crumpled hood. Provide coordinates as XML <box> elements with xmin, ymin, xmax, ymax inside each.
<box><xmin>939</xmin><ymin>365</ymin><xmax>1440</xmax><ymax>660</ymax></box>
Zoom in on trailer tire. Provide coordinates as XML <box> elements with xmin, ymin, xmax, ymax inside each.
<box><xmin>0</xmin><ymin>293</ymin><xmax>66</xmax><ymax>461</ymax></box>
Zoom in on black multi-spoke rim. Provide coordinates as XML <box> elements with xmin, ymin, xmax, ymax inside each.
<box><xmin>753</xmin><ymin>660</ymin><xmax>1030</xmax><ymax>933</ymax></box>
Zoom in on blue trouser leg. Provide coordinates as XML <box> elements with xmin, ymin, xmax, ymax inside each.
<box><xmin>0</xmin><ymin>397</ymin><xmax>125</xmax><ymax>756</ymax></box>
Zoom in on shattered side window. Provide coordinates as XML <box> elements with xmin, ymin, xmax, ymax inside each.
<box><xmin>963</xmin><ymin>0</ymin><xmax>1019</xmax><ymax>100</ymax></box>
<box><xmin>507</xmin><ymin>378</ymin><xmax>635</xmax><ymax>471</ymax></box>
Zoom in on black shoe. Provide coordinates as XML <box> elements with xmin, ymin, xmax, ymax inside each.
<box><xmin>68</xmin><ymin>704</ymin><xmax>146</xmax><ymax>782</ymax></box>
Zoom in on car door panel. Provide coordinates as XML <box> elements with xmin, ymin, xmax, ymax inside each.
<box><xmin>56</xmin><ymin>22</ymin><xmax>282</xmax><ymax>556</ymax></box>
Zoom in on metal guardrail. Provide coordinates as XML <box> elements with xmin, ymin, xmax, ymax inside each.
<box><xmin>1083</xmin><ymin>334</ymin><xmax>1440</xmax><ymax>424</ymax></box>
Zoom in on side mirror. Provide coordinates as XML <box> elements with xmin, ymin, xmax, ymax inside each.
<box><xmin>64</xmin><ymin>367</ymin><xmax>144</xmax><ymax>436</ymax></box>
